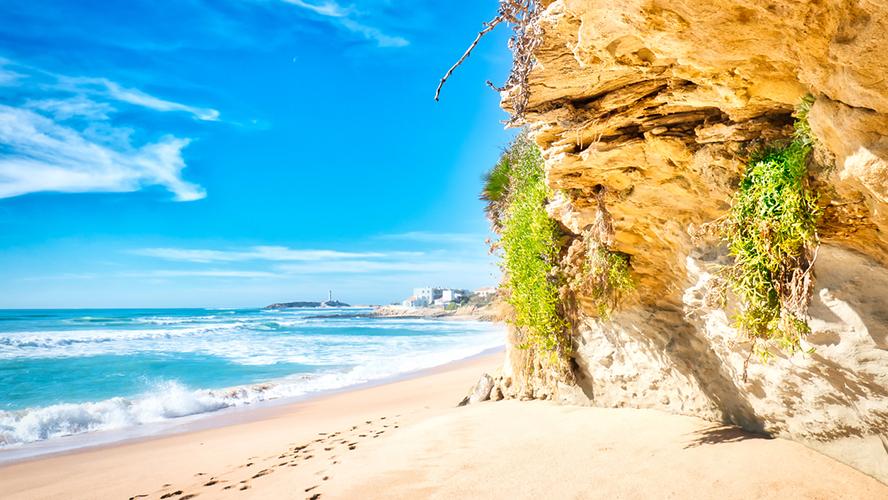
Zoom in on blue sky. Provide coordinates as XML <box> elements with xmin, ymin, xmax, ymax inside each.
<box><xmin>0</xmin><ymin>0</ymin><xmax>514</xmax><ymax>308</ymax></box>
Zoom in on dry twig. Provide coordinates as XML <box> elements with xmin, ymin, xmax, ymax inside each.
<box><xmin>435</xmin><ymin>0</ymin><xmax>543</xmax><ymax>125</ymax></box>
<box><xmin>435</xmin><ymin>20</ymin><xmax>502</xmax><ymax>102</ymax></box>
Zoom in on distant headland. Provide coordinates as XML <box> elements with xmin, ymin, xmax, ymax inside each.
<box><xmin>264</xmin><ymin>300</ymin><xmax>351</xmax><ymax>309</ymax></box>
<box><xmin>265</xmin><ymin>290</ymin><xmax>351</xmax><ymax>309</ymax></box>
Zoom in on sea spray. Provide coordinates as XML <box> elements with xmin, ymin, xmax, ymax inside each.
<box><xmin>0</xmin><ymin>308</ymin><xmax>504</xmax><ymax>448</ymax></box>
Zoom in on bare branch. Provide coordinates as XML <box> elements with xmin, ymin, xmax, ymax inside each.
<box><xmin>435</xmin><ymin>0</ymin><xmax>543</xmax><ymax>125</ymax></box>
<box><xmin>486</xmin><ymin>80</ymin><xmax>506</xmax><ymax>92</ymax></box>
<box><xmin>435</xmin><ymin>20</ymin><xmax>502</xmax><ymax>102</ymax></box>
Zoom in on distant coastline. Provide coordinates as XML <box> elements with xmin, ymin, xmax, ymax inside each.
<box><xmin>264</xmin><ymin>300</ymin><xmax>351</xmax><ymax>309</ymax></box>
<box><xmin>305</xmin><ymin>304</ymin><xmax>496</xmax><ymax>322</ymax></box>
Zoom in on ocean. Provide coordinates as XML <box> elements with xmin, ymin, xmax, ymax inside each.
<box><xmin>0</xmin><ymin>308</ymin><xmax>504</xmax><ymax>451</ymax></box>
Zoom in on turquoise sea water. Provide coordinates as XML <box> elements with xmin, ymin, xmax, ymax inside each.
<box><xmin>0</xmin><ymin>308</ymin><xmax>503</xmax><ymax>447</ymax></box>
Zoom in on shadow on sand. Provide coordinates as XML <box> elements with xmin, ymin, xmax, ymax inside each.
<box><xmin>684</xmin><ymin>424</ymin><xmax>770</xmax><ymax>449</ymax></box>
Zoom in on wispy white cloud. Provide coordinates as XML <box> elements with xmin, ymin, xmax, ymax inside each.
<box><xmin>130</xmin><ymin>246</ymin><xmax>385</xmax><ymax>263</ymax></box>
<box><xmin>124</xmin><ymin>270</ymin><xmax>280</xmax><ymax>278</ymax></box>
<box><xmin>379</xmin><ymin>231</ymin><xmax>487</xmax><ymax>244</ymax></box>
<box><xmin>124</xmin><ymin>259</ymin><xmax>490</xmax><ymax>278</ymax></box>
<box><xmin>281</xmin><ymin>0</ymin><xmax>351</xmax><ymax>17</ymax></box>
<box><xmin>0</xmin><ymin>104</ymin><xmax>205</xmax><ymax>201</ymax></box>
<box><xmin>278</xmin><ymin>0</ymin><xmax>408</xmax><ymax>47</ymax></box>
<box><xmin>0</xmin><ymin>67</ymin><xmax>26</xmax><ymax>87</ymax></box>
<box><xmin>54</xmin><ymin>76</ymin><xmax>220</xmax><ymax>121</ymax></box>
<box><xmin>120</xmin><ymin>258</ymin><xmax>491</xmax><ymax>279</ymax></box>
<box><xmin>127</xmin><ymin>243</ymin><xmax>494</xmax><ymax>278</ymax></box>
<box><xmin>0</xmin><ymin>58</ymin><xmax>216</xmax><ymax>201</ymax></box>
<box><xmin>275</xmin><ymin>259</ymin><xmax>490</xmax><ymax>275</ymax></box>
<box><xmin>338</xmin><ymin>18</ymin><xmax>408</xmax><ymax>47</ymax></box>
<box><xmin>26</xmin><ymin>95</ymin><xmax>115</xmax><ymax>121</ymax></box>
<box><xmin>0</xmin><ymin>57</ymin><xmax>27</xmax><ymax>87</ymax></box>
<box><xmin>19</xmin><ymin>272</ymin><xmax>100</xmax><ymax>281</ymax></box>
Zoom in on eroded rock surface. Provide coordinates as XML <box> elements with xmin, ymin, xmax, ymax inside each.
<box><xmin>496</xmin><ymin>0</ymin><xmax>888</xmax><ymax>484</ymax></box>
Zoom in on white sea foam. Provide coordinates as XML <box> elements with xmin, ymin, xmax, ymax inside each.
<box><xmin>0</xmin><ymin>309</ymin><xmax>505</xmax><ymax>449</ymax></box>
<box><xmin>0</xmin><ymin>380</ymin><xmax>226</xmax><ymax>446</ymax></box>
<box><xmin>0</xmin><ymin>335</ymin><xmax>504</xmax><ymax>448</ymax></box>
<box><xmin>0</xmin><ymin>325</ymin><xmax>233</xmax><ymax>357</ymax></box>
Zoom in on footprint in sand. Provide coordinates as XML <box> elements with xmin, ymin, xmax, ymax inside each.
<box><xmin>252</xmin><ymin>469</ymin><xmax>273</xmax><ymax>479</ymax></box>
<box><xmin>138</xmin><ymin>414</ymin><xmax>405</xmax><ymax>500</ymax></box>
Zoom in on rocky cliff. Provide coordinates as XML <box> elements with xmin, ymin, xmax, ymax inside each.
<box><xmin>494</xmin><ymin>0</ymin><xmax>888</xmax><ymax>484</ymax></box>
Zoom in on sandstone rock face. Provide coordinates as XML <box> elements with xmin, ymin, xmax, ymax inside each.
<box><xmin>499</xmin><ymin>0</ymin><xmax>888</xmax><ymax>484</ymax></box>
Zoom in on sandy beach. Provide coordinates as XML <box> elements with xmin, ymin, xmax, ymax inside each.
<box><xmin>2</xmin><ymin>351</ymin><xmax>886</xmax><ymax>500</ymax></box>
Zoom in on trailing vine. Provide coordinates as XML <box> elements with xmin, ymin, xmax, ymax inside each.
<box><xmin>562</xmin><ymin>188</ymin><xmax>637</xmax><ymax>319</ymax></box>
<box><xmin>486</xmin><ymin>132</ymin><xmax>570</xmax><ymax>359</ymax></box>
<box><xmin>482</xmin><ymin>133</ymin><xmax>636</xmax><ymax>365</ymax></box>
<box><xmin>692</xmin><ymin>96</ymin><xmax>821</xmax><ymax>361</ymax></box>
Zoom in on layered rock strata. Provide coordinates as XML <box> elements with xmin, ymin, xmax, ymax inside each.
<box><xmin>496</xmin><ymin>0</ymin><xmax>888</xmax><ymax>484</ymax></box>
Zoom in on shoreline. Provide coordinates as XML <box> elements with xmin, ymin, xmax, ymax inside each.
<box><xmin>0</xmin><ymin>350</ymin><xmax>508</xmax><ymax>500</ymax></box>
<box><xmin>308</xmin><ymin>305</ymin><xmax>496</xmax><ymax>321</ymax></box>
<box><xmin>3</xmin><ymin>349</ymin><xmax>886</xmax><ymax>499</ymax></box>
<box><xmin>0</xmin><ymin>346</ymin><xmax>506</xmax><ymax>467</ymax></box>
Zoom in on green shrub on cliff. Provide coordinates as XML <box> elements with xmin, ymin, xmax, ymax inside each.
<box><xmin>710</xmin><ymin>96</ymin><xmax>821</xmax><ymax>360</ymax></box>
<box><xmin>483</xmin><ymin>133</ymin><xmax>638</xmax><ymax>359</ymax></box>
<box><xmin>484</xmin><ymin>133</ymin><xmax>569</xmax><ymax>356</ymax></box>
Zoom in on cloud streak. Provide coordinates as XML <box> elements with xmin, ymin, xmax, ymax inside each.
<box><xmin>128</xmin><ymin>243</ymin><xmax>495</xmax><ymax>277</ymax></box>
<box><xmin>54</xmin><ymin>76</ymin><xmax>220</xmax><ymax>121</ymax></box>
<box><xmin>339</xmin><ymin>18</ymin><xmax>409</xmax><ymax>48</ymax></box>
<box><xmin>378</xmin><ymin>231</ymin><xmax>488</xmax><ymax>244</ymax></box>
<box><xmin>0</xmin><ymin>58</ymin><xmax>27</xmax><ymax>86</ymax></box>
<box><xmin>0</xmin><ymin>58</ymin><xmax>216</xmax><ymax>201</ymax></box>
<box><xmin>275</xmin><ymin>259</ymin><xmax>490</xmax><ymax>275</ymax></box>
<box><xmin>281</xmin><ymin>0</ymin><xmax>351</xmax><ymax>17</ymax></box>
<box><xmin>26</xmin><ymin>95</ymin><xmax>115</xmax><ymax>121</ymax></box>
<box><xmin>124</xmin><ymin>270</ymin><xmax>280</xmax><ymax>278</ymax></box>
<box><xmin>279</xmin><ymin>0</ymin><xmax>408</xmax><ymax>47</ymax></box>
<box><xmin>0</xmin><ymin>104</ymin><xmax>205</xmax><ymax>201</ymax></box>
<box><xmin>130</xmin><ymin>246</ymin><xmax>385</xmax><ymax>263</ymax></box>
<box><xmin>0</xmin><ymin>68</ymin><xmax>26</xmax><ymax>87</ymax></box>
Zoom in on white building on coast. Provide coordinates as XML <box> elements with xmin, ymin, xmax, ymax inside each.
<box><xmin>401</xmin><ymin>286</ymin><xmax>472</xmax><ymax>308</ymax></box>
<box><xmin>401</xmin><ymin>296</ymin><xmax>428</xmax><ymax>308</ymax></box>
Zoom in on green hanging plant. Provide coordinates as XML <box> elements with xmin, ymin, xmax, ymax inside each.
<box><xmin>695</xmin><ymin>95</ymin><xmax>821</xmax><ymax>361</ymax></box>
